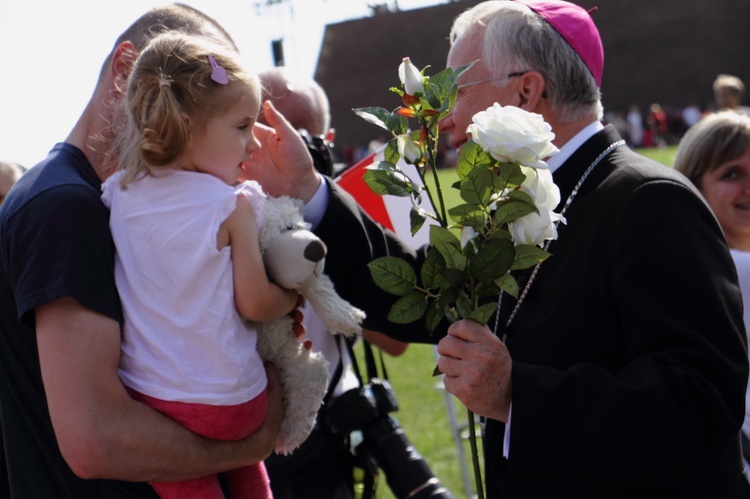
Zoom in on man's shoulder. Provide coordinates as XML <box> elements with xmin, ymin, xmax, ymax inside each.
<box><xmin>2</xmin><ymin>145</ymin><xmax>104</xmax><ymax>224</ymax></box>
<box><xmin>608</xmin><ymin>147</ymin><xmax>694</xmax><ymax>192</ymax></box>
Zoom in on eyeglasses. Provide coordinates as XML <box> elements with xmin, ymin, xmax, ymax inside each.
<box><xmin>458</xmin><ymin>71</ymin><xmax>529</xmax><ymax>89</ymax></box>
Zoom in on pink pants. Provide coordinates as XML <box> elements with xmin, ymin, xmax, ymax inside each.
<box><xmin>128</xmin><ymin>388</ymin><xmax>270</xmax><ymax>499</ymax></box>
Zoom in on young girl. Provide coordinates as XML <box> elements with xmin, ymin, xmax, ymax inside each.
<box><xmin>101</xmin><ymin>33</ymin><xmax>298</xmax><ymax>499</ymax></box>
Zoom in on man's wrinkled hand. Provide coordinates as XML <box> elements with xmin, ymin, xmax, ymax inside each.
<box><xmin>242</xmin><ymin>101</ymin><xmax>321</xmax><ymax>202</ymax></box>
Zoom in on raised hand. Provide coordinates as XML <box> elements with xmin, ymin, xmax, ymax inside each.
<box><xmin>242</xmin><ymin>101</ymin><xmax>321</xmax><ymax>203</ymax></box>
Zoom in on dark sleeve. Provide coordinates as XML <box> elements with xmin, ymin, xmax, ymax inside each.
<box><xmin>509</xmin><ymin>178</ymin><xmax>748</xmax><ymax>484</ymax></box>
<box><xmin>314</xmin><ymin>182</ymin><xmax>442</xmax><ymax>343</ymax></box>
<box><xmin>8</xmin><ymin>185</ymin><xmax>122</xmax><ymax>327</ymax></box>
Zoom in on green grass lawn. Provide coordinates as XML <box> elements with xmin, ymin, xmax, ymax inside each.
<box><xmin>637</xmin><ymin>145</ymin><xmax>677</xmax><ymax>167</ymax></box>
<box><xmin>351</xmin><ymin>144</ymin><xmax>680</xmax><ymax>498</ymax></box>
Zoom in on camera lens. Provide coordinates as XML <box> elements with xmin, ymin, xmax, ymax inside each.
<box><xmin>363</xmin><ymin>416</ymin><xmax>454</xmax><ymax>499</ymax></box>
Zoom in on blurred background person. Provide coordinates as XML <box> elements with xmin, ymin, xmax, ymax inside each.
<box><xmin>713</xmin><ymin>74</ymin><xmax>750</xmax><ymax>115</ymax></box>
<box><xmin>626</xmin><ymin>105</ymin><xmax>644</xmax><ymax>148</ymax></box>
<box><xmin>258</xmin><ymin>68</ymin><xmax>337</xmax><ymax>176</ymax></box>
<box><xmin>0</xmin><ymin>161</ymin><xmax>23</xmax><ymax>205</ymax></box>
<box><xmin>673</xmin><ymin>110</ymin><xmax>750</xmax><ymax>470</ymax></box>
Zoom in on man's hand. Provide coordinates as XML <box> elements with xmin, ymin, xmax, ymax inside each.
<box><xmin>243</xmin><ymin>363</ymin><xmax>284</xmax><ymax>460</ymax></box>
<box><xmin>290</xmin><ymin>295</ymin><xmax>313</xmax><ymax>350</ymax></box>
<box><xmin>242</xmin><ymin>101</ymin><xmax>321</xmax><ymax>203</ymax></box>
<box><xmin>436</xmin><ymin>319</ymin><xmax>512</xmax><ymax>421</ymax></box>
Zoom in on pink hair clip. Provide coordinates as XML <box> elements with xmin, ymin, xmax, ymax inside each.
<box><xmin>208</xmin><ymin>55</ymin><xmax>229</xmax><ymax>85</ymax></box>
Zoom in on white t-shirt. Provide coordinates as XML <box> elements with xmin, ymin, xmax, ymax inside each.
<box><xmin>102</xmin><ymin>170</ymin><xmax>267</xmax><ymax>405</ymax></box>
<box><xmin>730</xmin><ymin>249</ymin><xmax>750</xmax><ymax>443</ymax></box>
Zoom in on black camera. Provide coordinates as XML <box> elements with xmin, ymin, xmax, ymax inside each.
<box><xmin>325</xmin><ymin>378</ymin><xmax>454</xmax><ymax>499</ymax></box>
<box><xmin>298</xmin><ymin>128</ymin><xmax>334</xmax><ymax>177</ymax></box>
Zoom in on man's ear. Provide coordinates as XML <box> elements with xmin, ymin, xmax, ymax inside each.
<box><xmin>517</xmin><ymin>71</ymin><xmax>546</xmax><ymax>111</ymax></box>
<box><xmin>111</xmin><ymin>41</ymin><xmax>138</xmax><ymax>93</ymax></box>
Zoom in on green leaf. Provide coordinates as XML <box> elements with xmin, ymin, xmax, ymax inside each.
<box><xmin>456</xmin><ymin>295</ymin><xmax>472</xmax><ymax>319</ymax></box>
<box><xmin>429</xmin><ymin>225</ymin><xmax>466</xmax><ymax>270</ymax></box>
<box><xmin>409</xmin><ymin>206</ymin><xmax>426</xmax><ymax>236</ymax></box>
<box><xmin>466</xmin><ymin>302</ymin><xmax>499</xmax><ymax>326</ymax></box>
<box><xmin>511</xmin><ymin>244</ymin><xmax>551</xmax><ymax>271</ymax></box>
<box><xmin>467</xmin><ymin>238</ymin><xmax>515</xmax><ymax>281</ymax></box>
<box><xmin>488</xmin><ymin>229</ymin><xmax>513</xmax><ymax>241</ymax></box>
<box><xmin>440</xmin><ymin>267</ymin><xmax>467</xmax><ymax>289</ymax></box>
<box><xmin>423</xmin><ymin>67</ymin><xmax>453</xmax><ymax>108</ymax></box>
<box><xmin>388</xmin><ymin>291</ymin><xmax>428</xmax><ymax>324</ymax></box>
<box><xmin>437</xmin><ymin>284</ymin><xmax>460</xmax><ymax>308</ymax></box>
<box><xmin>450</xmin><ymin>61</ymin><xmax>476</xmax><ymax>85</ymax></box>
<box><xmin>496</xmin><ymin>162</ymin><xmax>526</xmax><ymax>188</ymax></box>
<box><xmin>386</xmin><ymin>112</ymin><xmax>410</xmax><ymax>136</ymax></box>
<box><xmin>448</xmin><ymin>203</ymin><xmax>486</xmax><ymax>231</ymax></box>
<box><xmin>425</xmin><ymin>301</ymin><xmax>445</xmax><ymax>334</ymax></box>
<box><xmin>507</xmin><ymin>189</ymin><xmax>537</xmax><ymax>209</ymax></box>
<box><xmin>493</xmin><ymin>200</ymin><xmax>537</xmax><ymax>226</ymax></box>
<box><xmin>456</xmin><ymin>142</ymin><xmax>492</xmax><ymax>180</ymax></box>
<box><xmin>384</xmin><ymin>139</ymin><xmax>401</xmax><ymax>164</ymax></box>
<box><xmin>367</xmin><ymin>256</ymin><xmax>417</xmax><ymax>296</ymax></box>
<box><xmin>475</xmin><ymin>279</ymin><xmax>501</xmax><ymax>297</ymax></box>
<box><xmin>421</xmin><ymin>247</ymin><xmax>447</xmax><ymax>290</ymax></box>
<box><xmin>363</xmin><ymin>167</ymin><xmax>413</xmax><ymax>197</ymax></box>
<box><xmin>460</xmin><ymin>168</ymin><xmax>495</xmax><ymax>205</ymax></box>
<box><xmin>389</xmin><ymin>86</ymin><xmax>405</xmax><ymax>97</ymax></box>
<box><xmin>353</xmin><ymin>107</ymin><xmax>393</xmax><ymax>132</ymax></box>
<box><xmin>494</xmin><ymin>273</ymin><xmax>519</xmax><ymax>299</ymax></box>
<box><xmin>443</xmin><ymin>62</ymin><xmax>475</xmax><ymax>116</ymax></box>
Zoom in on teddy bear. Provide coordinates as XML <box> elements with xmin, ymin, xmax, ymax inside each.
<box><xmin>256</xmin><ymin>194</ymin><xmax>366</xmax><ymax>455</ymax></box>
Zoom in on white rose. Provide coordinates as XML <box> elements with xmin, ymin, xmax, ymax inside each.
<box><xmin>460</xmin><ymin>226</ymin><xmax>478</xmax><ymax>250</ymax></box>
<box><xmin>398</xmin><ymin>134</ymin><xmax>422</xmax><ymax>164</ymax></box>
<box><xmin>519</xmin><ymin>166</ymin><xmax>561</xmax><ymax>211</ymax></box>
<box><xmin>398</xmin><ymin>57</ymin><xmax>424</xmax><ymax>96</ymax></box>
<box><xmin>467</xmin><ymin>103</ymin><xmax>559</xmax><ymax>168</ymax></box>
<box><xmin>508</xmin><ymin>167</ymin><xmax>564</xmax><ymax>246</ymax></box>
<box><xmin>508</xmin><ymin>206</ymin><xmax>565</xmax><ymax>247</ymax></box>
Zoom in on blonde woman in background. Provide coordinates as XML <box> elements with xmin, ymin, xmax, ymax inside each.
<box><xmin>674</xmin><ymin>110</ymin><xmax>750</xmax><ymax>470</ymax></box>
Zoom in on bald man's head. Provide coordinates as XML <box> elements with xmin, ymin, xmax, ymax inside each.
<box><xmin>258</xmin><ymin>68</ymin><xmax>330</xmax><ymax>136</ymax></box>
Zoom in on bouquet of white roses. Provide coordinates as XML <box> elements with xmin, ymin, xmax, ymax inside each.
<box><xmin>354</xmin><ymin>58</ymin><xmax>563</xmax><ymax>498</ymax></box>
<box><xmin>355</xmin><ymin>58</ymin><xmax>563</xmax><ymax>333</ymax></box>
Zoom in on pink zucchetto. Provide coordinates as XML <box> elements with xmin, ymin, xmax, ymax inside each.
<box><xmin>514</xmin><ymin>0</ymin><xmax>604</xmax><ymax>87</ymax></box>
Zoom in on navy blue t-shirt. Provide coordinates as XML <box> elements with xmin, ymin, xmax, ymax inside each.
<box><xmin>0</xmin><ymin>143</ymin><xmax>156</xmax><ymax>498</ymax></box>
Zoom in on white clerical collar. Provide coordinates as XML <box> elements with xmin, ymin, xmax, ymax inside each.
<box><xmin>545</xmin><ymin>120</ymin><xmax>604</xmax><ymax>174</ymax></box>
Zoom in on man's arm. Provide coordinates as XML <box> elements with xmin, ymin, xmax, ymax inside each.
<box><xmin>36</xmin><ymin>297</ymin><xmax>282</xmax><ymax>482</ymax></box>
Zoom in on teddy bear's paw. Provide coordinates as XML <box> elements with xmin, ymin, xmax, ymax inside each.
<box><xmin>321</xmin><ymin>309</ymin><xmax>364</xmax><ymax>338</ymax></box>
<box><xmin>302</xmin><ymin>276</ymin><xmax>365</xmax><ymax>337</ymax></box>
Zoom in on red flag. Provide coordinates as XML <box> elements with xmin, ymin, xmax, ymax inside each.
<box><xmin>335</xmin><ymin>147</ymin><xmax>435</xmax><ymax>249</ymax></box>
<box><xmin>335</xmin><ymin>151</ymin><xmax>394</xmax><ymax>231</ymax></box>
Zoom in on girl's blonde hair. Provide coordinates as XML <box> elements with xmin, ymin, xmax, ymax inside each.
<box><xmin>119</xmin><ymin>32</ymin><xmax>259</xmax><ymax>184</ymax></box>
<box><xmin>674</xmin><ymin>111</ymin><xmax>750</xmax><ymax>188</ymax></box>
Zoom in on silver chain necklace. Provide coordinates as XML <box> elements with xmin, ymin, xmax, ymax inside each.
<box><xmin>493</xmin><ymin>139</ymin><xmax>626</xmax><ymax>341</ymax></box>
